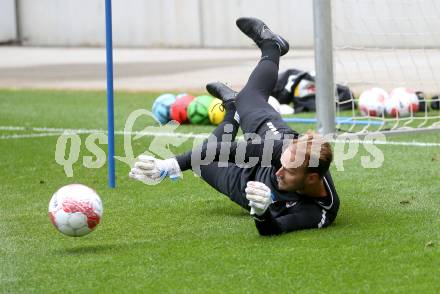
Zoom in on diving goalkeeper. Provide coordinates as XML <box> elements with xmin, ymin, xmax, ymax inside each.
<box><xmin>129</xmin><ymin>17</ymin><xmax>340</xmax><ymax>235</ymax></box>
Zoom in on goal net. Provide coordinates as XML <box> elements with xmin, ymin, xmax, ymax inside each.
<box><xmin>329</xmin><ymin>0</ymin><xmax>440</xmax><ymax>134</ymax></box>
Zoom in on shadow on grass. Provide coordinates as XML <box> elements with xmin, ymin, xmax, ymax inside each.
<box><xmin>56</xmin><ymin>243</ymin><xmax>122</xmax><ymax>255</ymax></box>
<box><xmin>201</xmin><ymin>205</ymin><xmax>249</xmax><ymax>218</ymax></box>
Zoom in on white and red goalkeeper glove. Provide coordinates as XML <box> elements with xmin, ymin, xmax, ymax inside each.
<box><xmin>245</xmin><ymin>181</ymin><xmax>274</xmax><ymax>216</ymax></box>
<box><xmin>129</xmin><ymin>155</ymin><xmax>182</xmax><ymax>184</ymax></box>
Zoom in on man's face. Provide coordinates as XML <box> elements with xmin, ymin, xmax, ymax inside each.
<box><xmin>275</xmin><ymin>164</ymin><xmax>307</xmax><ymax>192</ymax></box>
<box><xmin>276</xmin><ymin>142</ymin><xmax>308</xmax><ymax>192</ymax></box>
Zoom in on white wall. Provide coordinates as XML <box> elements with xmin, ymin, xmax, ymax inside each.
<box><xmin>17</xmin><ymin>0</ymin><xmax>313</xmax><ymax>48</ymax></box>
<box><xmin>0</xmin><ymin>0</ymin><xmax>17</xmax><ymax>43</ymax></box>
<box><xmin>18</xmin><ymin>0</ymin><xmax>202</xmax><ymax>47</ymax></box>
<box><xmin>14</xmin><ymin>0</ymin><xmax>440</xmax><ymax>48</ymax></box>
<box><xmin>18</xmin><ymin>0</ymin><xmax>105</xmax><ymax>46</ymax></box>
<box><xmin>332</xmin><ymin>0</ymin><xmax>440</xmax><ymax>48</ymax></box>
<box><xmin>200</xmin><ymin>0</ymin><xmax>313</xmax><ymax>48</ymax></box>
<box><xmin>113</xmin><ymin>0</ymin><xmax>201</xmax><ymax>47</ymax></box>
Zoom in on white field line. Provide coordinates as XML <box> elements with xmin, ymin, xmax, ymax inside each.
<box><xmin>0</xmin><ymin>126</ymin><xmax>211</xmax><ymax>140</ymax></box>
<box><xmin>0</xmin><ymin>133</ymin><xmax>62</xmax><ymax>139</ymax></box>
<box><xmin>332</xmin><ymin>139</ymin><xmax>440</xmax><ymax>147</ymax></box>
<box><xmin>0</xmin><ymin>125</ymin><xmax>439</xmax><ymax>147</ymax></box>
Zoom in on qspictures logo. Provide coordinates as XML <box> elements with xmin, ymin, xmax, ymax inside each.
<box><xmin>54</xmin><ymin>109</ymin><xmax>386</xmax><ymax>183</ymax></box>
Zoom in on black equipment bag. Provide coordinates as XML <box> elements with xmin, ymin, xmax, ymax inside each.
<box><xmin>272</xmin><ymin>69</ymin><xmax>355</xmax><ymax>113</ymax></box>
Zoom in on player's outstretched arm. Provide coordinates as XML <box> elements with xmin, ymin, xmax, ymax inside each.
<box><xmin>193</xmin><ymin>138</ymin><xmax>284</xmax><ymax>168</ymax></box>
<box><xmin>129</xmin><ymin>155</ymin><xmax>182</xmax><ymax>184</ymax></box>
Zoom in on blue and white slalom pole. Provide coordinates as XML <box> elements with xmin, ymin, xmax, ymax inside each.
<box><xmin>105</xmin><ymin>0</ymin><xmax>115</xmax><ymax>188</ymax></box>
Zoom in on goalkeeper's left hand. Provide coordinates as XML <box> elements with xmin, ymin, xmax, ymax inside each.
<box><xmin>245</xmin><ymin>181</ymin><xmax>274</xmax><ymax>216</ymax></box>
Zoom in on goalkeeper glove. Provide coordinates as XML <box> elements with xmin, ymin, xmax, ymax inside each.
<box><xmin>245</xmin><ymin>181</ymin><xmax>274</xmax><ymax>216</ymax></box>
<box><xmin>129</xmin><ymin>155</ymin><xmax>182</xmax><ymax>184</ymax></box>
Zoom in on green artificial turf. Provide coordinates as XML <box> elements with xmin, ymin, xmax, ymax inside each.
<box><xmin>0</xmin><ymin>89</ymin><xmax>439</xmax><ymax>293</ymax></box>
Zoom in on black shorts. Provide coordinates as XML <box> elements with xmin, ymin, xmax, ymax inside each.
<box><xmin>199</xmin><ymin>162</ymin><xmax>334</xmax><ymax>233</ymax></box>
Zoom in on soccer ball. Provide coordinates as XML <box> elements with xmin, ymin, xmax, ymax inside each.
<box><xmin>268</xmin><ymin>96</ymin><xmax>282</xmax><ymax>114</ymax></box>
<box><xmin>188</xmin><ymin>95</ymin><xmax>213</xmax><ymax>124</ymax></box>
<box><xmin>48</xmin><ymin>184</ymin><xmax>103</xmax><ymax>237</ymax></box>
<box><xmin>358</xmin><ymin>88</ymin><xmax>388</xmax><ymax>117</ymax></box>
<box><xmin>170</xmin><ymin>94</ymin><xmax>195</xmax><ymax>124</ymax></box>
<box><xmin>208</xmin><ymin>98</ymin><xmax>225</xmax><ymax>125</ymax></box>
<box><xmin>152</xmin><ymin>93</ymin><xmax>176</xmax><ymax>124</ymax></box>
<box><xmin>386</xmin><ymin>87</ymin><xmax>419</xmax><ymax>117</ymax></box>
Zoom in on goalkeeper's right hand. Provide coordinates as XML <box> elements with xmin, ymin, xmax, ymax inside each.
<box><xmin>245</xmin><ymin>181</ymin><xmax>274</xmax><ymax>216</ymax></box>
<box><xmin>129</xmin><ymin>155</ymin><xmax>182</xmax><ymax>184</ymax></box>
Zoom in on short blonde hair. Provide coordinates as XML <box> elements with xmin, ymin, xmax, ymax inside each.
<box><xmin>290</xmin><ymin>131</ymin><xmax>332</xmax><ymax>177</ymax></box>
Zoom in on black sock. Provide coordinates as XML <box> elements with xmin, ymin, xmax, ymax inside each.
<box><xmin>222</xmin><ymin>100</ymin><xmax>235</xmax><ymax>113</ymax></box>
<box><xmin>222</xmin><ymin>102</ymin><xmax>239</xmax><ymax>125</ymax></box>
<box><xmin>260</xmin><ymin>40</ymin><xmax>280</xmax><ymax>66</ymax></box>
<box><xmin>224</xmin><ymin>111</ymin><xmax>238</xmax><ymax>125</ymax></box>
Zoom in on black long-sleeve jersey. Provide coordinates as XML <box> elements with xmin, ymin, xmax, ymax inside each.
<box><xmin>252</xmin><ymin>168</ymin><xmax>339</xmax><ymax>235</ymax></box>
<box><xmin>183</xmin><ymin>136</ymin><xmax>340</xmax><ymax>235</ymax></box>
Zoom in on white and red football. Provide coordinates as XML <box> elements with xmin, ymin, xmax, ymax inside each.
<box><xmin>48</xmin><ymin>184</ymin><xmax>103</xmax><ymax>237</ymax></box>
<box><xmin>386</xmin><ymin>87</ymin><xmax>419</xmax><ymax>117</ymax></box>
<box><xmin>358</xmin><ymin>87</ymin><xmax>388</xmax><ymax>117</ymax></box>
